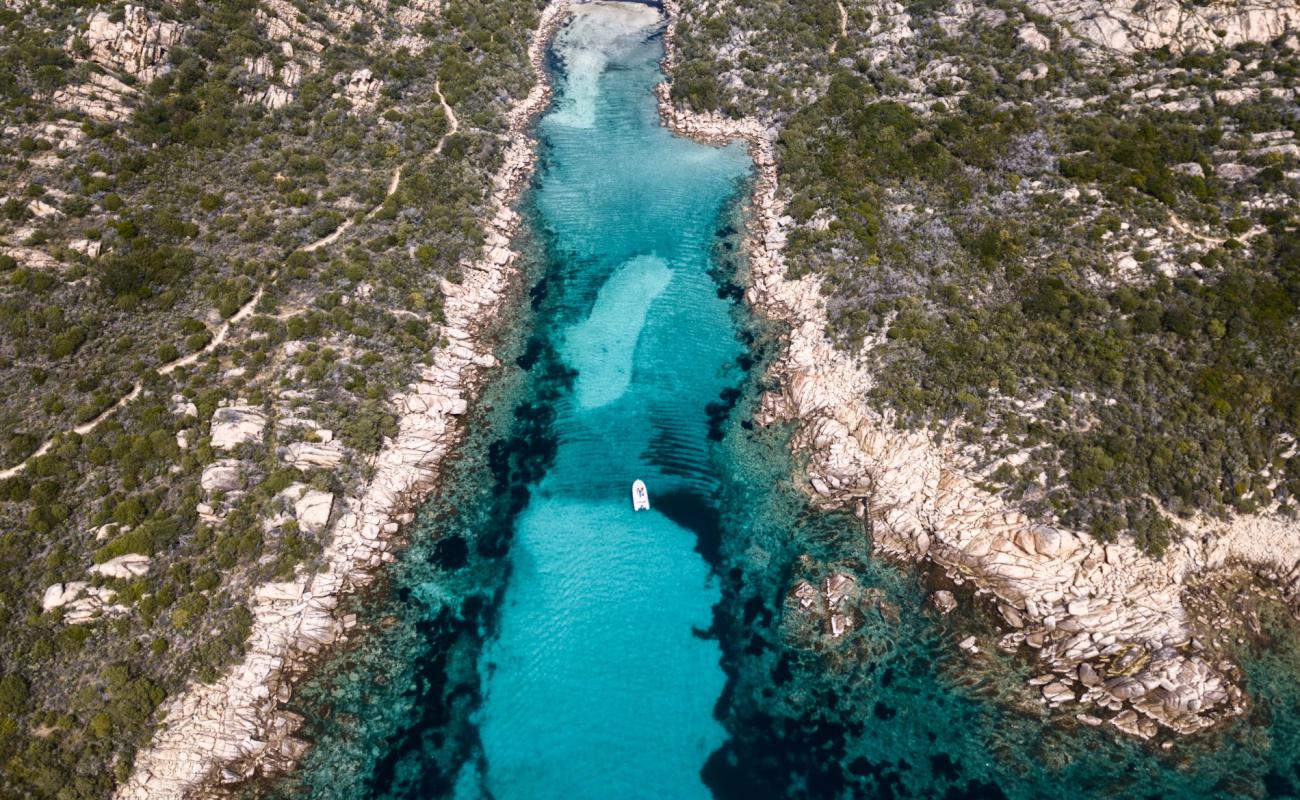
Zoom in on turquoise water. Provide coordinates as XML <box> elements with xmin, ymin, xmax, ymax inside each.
<box><xmin>266</xmin><ymin>5</ymin><xmax>1300</xmax><ymax>799</ymax></box>
<box><xmin>473</xmin><ymin>6</ymin><xmax>748</xmax><ymax>797</ymax></box>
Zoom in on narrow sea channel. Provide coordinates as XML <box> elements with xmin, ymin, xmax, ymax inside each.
<box><xmin>267</xmin><ymin>4</ymin><xmax>1300</xmax><ymax>799</ymax></box>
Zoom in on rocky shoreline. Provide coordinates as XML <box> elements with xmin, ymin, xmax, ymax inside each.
<box><xmin>655</xmin><ymin>0</ymin><xmax>1300</xmax><ymax>743</ymax></box>
<box><xmin>115</xmin><ymin>2</ymin><xmax>572</xmax><ymax>796</ymax></box>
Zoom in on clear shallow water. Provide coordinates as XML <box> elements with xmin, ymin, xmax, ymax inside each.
<box><xmin>267</xmin><ymin>5</ymin><xmax>1300</xmax><ymax>799</ymax></box>
<box><xmin>473</xmin><ymin>6</ymin><xmax>749</xmax><ymax>797</ymax></box>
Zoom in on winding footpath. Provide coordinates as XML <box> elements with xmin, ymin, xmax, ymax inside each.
<box><xmin>0</xmin><ymin>90</ymin><xmax>465</xmax><ymax>482</ymax></box>
<box><xmin>830</xmin><ymin>0</ymin><xmax>847</xmax><ymax>54</ymax></box>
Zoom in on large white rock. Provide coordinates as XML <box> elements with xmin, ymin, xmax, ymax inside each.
<box><xmin>42</xmin><ymin>581</ymin><xmax>89</xmax><ymax>611</ymax></box>
<box><xmin>1017</xmin><ymin>23</ymin><xmax>1051</xmax><ymax>51</ymax></box>
<box><xmin>211</xmin><ymin>405</ymin><xmax>267</xmax><ymax>451</ymax></box>
<box><xmin>293</xmin><ymin>490</ymin><xmax>334</xmax><ymax>533</ymax></box>
<box><xmin>201</xmin><ymin>459</ymin><xmax>246</xmax><ymax>493</ymax></box>
<box><xmin>90</xmin><ymin>554</ymin><xmax>152</xmax><ymax>579</ymax></box>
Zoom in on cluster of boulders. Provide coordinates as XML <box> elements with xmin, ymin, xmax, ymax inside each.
<box><xmin>241</xmin><ymin>0</ymin><xmax>440</xmax><ymax>112</ymax></box>
<box><xmin>1030</xmin><ymin>0</ymin><xmax>1300</xmax><ymax>54</ymax></box>
<box><xmin>790</xmin><ymin>572</ymin><xmax>861</xmax><ymax>638</ymax></box>
<box><xmin>42</xmin><ymin>582</ymin><xmax>125</xmax><ymax>625</ymax></box>
<box><xmin>115</xmin><ymin>3</ymin><xmax>573</xmax><ymax>797</ymax></box>
<box><xmin>40</xmin><ymin>532</ymin><xmax>154</xmax><ymax>626</ymax></box>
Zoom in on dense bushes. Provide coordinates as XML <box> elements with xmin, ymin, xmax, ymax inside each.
<box><xmin>674</xmin><ymin>0</ymin><xmax>1300</xmax><ymax>553</ymax></box>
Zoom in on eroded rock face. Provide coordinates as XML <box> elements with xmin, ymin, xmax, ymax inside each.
<box><xmin>52</xmin><ymin>70</ymin><xmax>136</xmax><ymax>122</ymax></box>
<box><xmin>279</xmin><ymin>441</ymin><xmax>344</xmax><ymax>469</ymax></box>
<box><xmin>77</xmin><ymin>5</ymin><xmax>186</xmax><ymax>82</ymax></box>
<box><xmin>241</xmin><ymin>53</ymin><xmax>307</xmax><ymax>110</ymax></box>
<box><xmin>1030</xmin><ymin>0</ymin><xmax>1300</xmax><ymax>53</ymax></box>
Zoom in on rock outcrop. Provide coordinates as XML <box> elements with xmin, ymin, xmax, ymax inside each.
<box><xmin>77</xmin><ymin>5</ymin><xmax>186</xmax><ymax>82</ymax></box>
<box><xmin>209</xmin><ymin>404</ymin><xmax>267</xmax><ymax>451</ymax></box>
<box><xmin>336</xmin><ymin>68</ymin><xmax>383</xmax><ymax>112</ymax></box>
<box><xmin>89</xmin><ymin>554</ymin><xmax>152</xmax><ymax>579</ymax></box>
<box><xmin>54</xmin><ymin>5</ymin><xmax>186</xmax><ymax>121</ymax></box>
<box><xmin>115</xmin><ymin>3</ymin><xmax>572</xmax><ymax>797</ymax></box>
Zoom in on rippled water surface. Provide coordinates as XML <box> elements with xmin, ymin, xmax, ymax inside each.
<box><xmin>271</xmin><ymin>5</ymin><xmax>1300</xmax><ymax>799</ymax></box>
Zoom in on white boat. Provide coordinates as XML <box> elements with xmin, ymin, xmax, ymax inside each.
<box><xmin>631</xmin><ymin>479</ymin><xmax>650</xmax><ymax>511</ymax></box>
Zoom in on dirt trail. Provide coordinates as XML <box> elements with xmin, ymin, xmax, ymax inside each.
<box><xmin>0</xmin><ymin>82</ymin><xmax>470</xmax><ymax>480</ymax></box>
<box><xmin>0</xmin><ymin>152</ymin><xmax>415</xmax><ymax>479</ymax></box>
<box><xmin>434</xmin><ymin>80</ymin><xmax>459</xmax><ymax>154</ymax></box>
<box><xmin>829</xmin><ymin>1</ymin><xmax>847</xmax><ymax>53</ymax></box>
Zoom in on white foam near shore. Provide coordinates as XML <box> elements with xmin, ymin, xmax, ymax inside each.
<box><xmin>548</xmin><ymin>1</ymin><xmax>661</xmax><ymax>129</ymax></box>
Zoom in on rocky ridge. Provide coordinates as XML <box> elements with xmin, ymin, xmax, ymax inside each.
<box><xmin>657</xmin><ymin>0</ymin><xmax>1299</xmax><ymax>741</ymax></box>
<box><xmin>1031</xmin><ymin>0</ymin><xmax>1300</xmax><ymax>54</ymax></box>
<box><xmin>113</xmin><ymin>2</ymin><xmax>572</xmax><ymax>796</ymax></box>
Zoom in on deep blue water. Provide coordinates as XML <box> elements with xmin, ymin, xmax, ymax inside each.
<box><xmin>266</xmin><ymin>5</ymin><xmax>1300</xmax><ymax>799</ymax></box>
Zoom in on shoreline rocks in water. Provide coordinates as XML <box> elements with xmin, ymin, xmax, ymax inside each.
<box><xmin>114</xmin><ymin>3</ymin><xmax>573</xmax><ymax>797</ymax></box>
<box><xmin>655</xmin><ymin>0</ymin><xmax>1299</xmax><ymax>742</ymax></box>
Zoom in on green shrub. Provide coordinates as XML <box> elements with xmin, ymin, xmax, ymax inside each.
<box><xmin>48</xmin><ymin>326</ymin><xmax>87</xmax><ymax>359</ymax></box>
<box><xmin>0</xmin><ymin>674</ymin><xmax>29</xmax><ymax>716</ymax></box>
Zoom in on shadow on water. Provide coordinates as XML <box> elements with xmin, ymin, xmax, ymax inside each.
<box><xmin>653</xmin><ymin>487</ymin><xmax>724</xmax><ymax>568</ymax></box>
